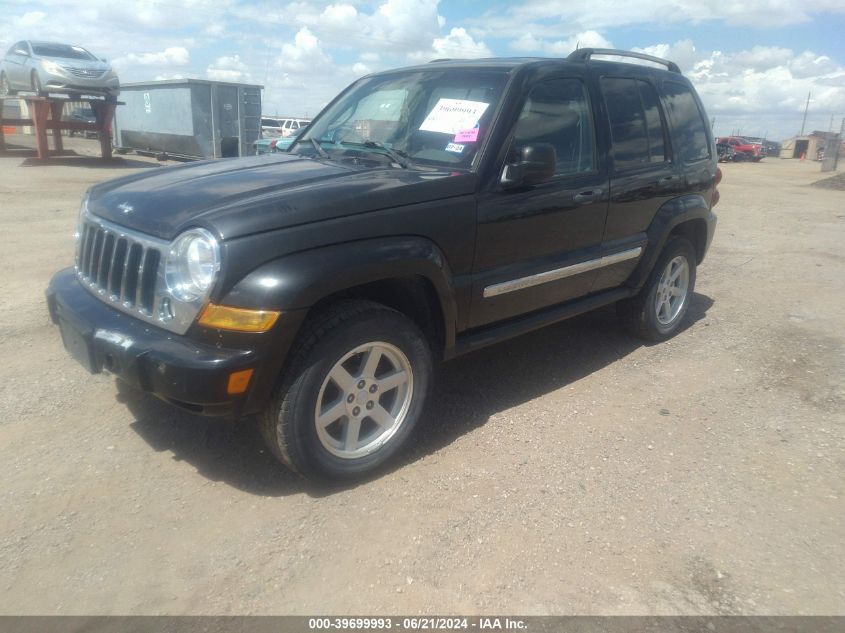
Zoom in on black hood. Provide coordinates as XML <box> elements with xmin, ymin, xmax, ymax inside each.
<box><xmin>87</xmin><ymin>154</ymin><xmax>476</xmax><ymax>241</ymax></box>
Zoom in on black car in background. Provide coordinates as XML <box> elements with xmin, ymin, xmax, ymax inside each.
<box><xmin>47</xmin><ymin>49</ymin><xmax>719</xmax><ymax>480</ymax></box>
<box><xmin>64</xmin><ymin>105</ymin><xmax>97</xmax><ymax>138</ymax></box>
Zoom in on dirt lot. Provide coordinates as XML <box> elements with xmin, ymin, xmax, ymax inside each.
<box><xmin>0</xmin><ymin>136</ymin><xmax>843</xmax><ymax>615</ymax></box>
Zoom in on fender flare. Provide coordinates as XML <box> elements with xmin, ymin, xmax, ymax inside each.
<box><xmin>220</xmin><ymin>236</ymin><xmax>458</xmax><ymax>348</ymax></box>
<box><xmin>628</xmin><ymin>193</ymin><xmax>714</xmax><ymax>290</ymax></box>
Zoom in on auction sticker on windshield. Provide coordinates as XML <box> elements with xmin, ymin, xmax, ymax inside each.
<box><xmin>420</xmin><ymin>99</ymin><xmax>489</xmax><ymax>135</ymax></box>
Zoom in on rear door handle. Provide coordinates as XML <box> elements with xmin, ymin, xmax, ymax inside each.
<box><xmin>573</xmin><ymin>189</ymin><xmax>602</xmax><ymax>204</ymax></box>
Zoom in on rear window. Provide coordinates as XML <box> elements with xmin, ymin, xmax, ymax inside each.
<box><xmin>601</xmin><ymin>77</ymin><xmax>668</xmax><ymax>170</ymax></box>
<box><xmin>662</xmin><ymin>81</ymin><xmax>711</xmax><ymax>162</ymax></box>
<box><xmin>262</xmin><ymin>119</ymin><xmax>282</xmax><ymax>128</ymax></box>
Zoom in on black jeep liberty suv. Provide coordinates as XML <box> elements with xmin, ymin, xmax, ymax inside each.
<box><xmin>47</xmin><ymin>49</ymin><xmax>719</xmax><ymax>480</ymax></box>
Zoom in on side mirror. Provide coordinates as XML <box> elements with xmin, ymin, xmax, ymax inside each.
<box><xmin>500</xmin><ymin>143</ymin><xmax>556</xmax><ymax>188</ymax></box>
<box><xmin>100</xmin><ymin>58</ymin><xmax>108</xmax><ymax>62</ymax></box>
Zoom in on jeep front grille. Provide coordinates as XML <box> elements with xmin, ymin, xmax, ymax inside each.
<box><xmin>77</xmin><ymin>218</ymin><xmax>162</xmax><ymax>314</ymax></box>
<box><xmin>74</xmin><ymin>210</ymin><xmax>213</xmax><ymax>335</ymax></box>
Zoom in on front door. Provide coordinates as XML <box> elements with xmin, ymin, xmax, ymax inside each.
<box><xmin>470</xmin><ymin>74</ymin><xmax>609</xmax><ymax>328</ymax></box>
<box><xmin>6</xmin><ymin>42</ymin><xmax>30</xmax><ymax>86</ymax></box>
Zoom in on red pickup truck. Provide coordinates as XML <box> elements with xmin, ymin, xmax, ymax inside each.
<box><xmin>717</xmin><ymin>136</ymin><xmax>764</xmax><ymax>161</ymax></box>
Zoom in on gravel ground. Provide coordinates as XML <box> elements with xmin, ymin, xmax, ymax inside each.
<box><xmin>0</xmin><ymin>136</ymin><xmax>843</xmax><ymax>615</ymax></box>
<box><xmin>812</xmin><ymin>171</ymin><xmax>845</xmax><ymax>191</ymax></box>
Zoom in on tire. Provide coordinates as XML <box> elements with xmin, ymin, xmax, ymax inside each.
<box><xmin>31</xmin><ymin>71</ymin><xmax>44</xmax><ymax>95</ymax></box>
<box><xmin>0</xmin><ymin>72</ymin><xmax>14</xmax><ymax>96</ymax></box>
<box><xmin>259</xmin><ymin>300</ymin><xmax>433</xmax><ymax>481</ymax></box>
<box><xmin>617</xmin><ymin>237</ymin><xmax>696</xmax><ymax>342</ymax></box>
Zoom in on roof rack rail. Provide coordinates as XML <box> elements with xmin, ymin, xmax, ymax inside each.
<box><xmin>567</xmin><ymin>48</ymin><xmax>681</xmax><ymax>74</ymax></box>
<box><xmin>429</xmin><ymin>58</ymin><xmax>452</xmax><ymax>63</ymax></box>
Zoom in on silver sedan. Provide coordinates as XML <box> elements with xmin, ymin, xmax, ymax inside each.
<box><xmin>0</xmin><ymin>40</ymin><xmax>119</xmax><ymax>98</ymax></box>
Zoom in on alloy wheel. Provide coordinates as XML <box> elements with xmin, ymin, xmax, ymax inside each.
<box><xmin>654</xmin><ymin>255</ymin><xmax>690</xmax><ymax>325</ymax></box>
<box><xmin>314</xmin><ymin>341</ymin><xmax>414</xmax><ymax>459</ymax></box>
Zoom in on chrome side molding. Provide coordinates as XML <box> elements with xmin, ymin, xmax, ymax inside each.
<box><xmin>483</xmin><ymin>247</ymin><xmax>643</xmax><ymax>298</ymax></box>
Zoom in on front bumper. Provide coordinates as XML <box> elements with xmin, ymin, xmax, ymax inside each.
<box><xmin>41</xmin><ymin>70</ymin><xmax>120</xmax><ymax>95</ymax></box>
<box><xmin>46</xmin><ymin>268</ymin><xmax>303</xmax><ymax>416</ymax></box>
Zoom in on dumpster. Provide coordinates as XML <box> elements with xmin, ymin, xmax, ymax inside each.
<box><xmin>113</xmin><ymin>79</ymin><xmax>262</xmax><ymax>159</ymax></box>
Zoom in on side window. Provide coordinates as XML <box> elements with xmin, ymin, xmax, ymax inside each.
<box><xmin>511</xmin><ymin>78</ymin><xmax>596</xmax><ymax>177</ymax></box>
<box><xmin>601</xmin><ymin>77</ymin><xmax>667</xmax><ymax>170</ymax></box>
<box><xmin>662</xmin><ymin>81</ymin><xmax>711</xmax><ymax>162</ymax></box>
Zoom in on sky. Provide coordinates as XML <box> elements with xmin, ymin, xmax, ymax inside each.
<box><xmin>2</xmin><ymin>0</ymin><xmax>844</xmax><ymax>140</ymax></box>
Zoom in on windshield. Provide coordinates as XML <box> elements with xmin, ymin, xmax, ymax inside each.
<box><xmin>32</xmin><ymin>43</ymin><xmax>97</xmax><ymax>61</ymax></box>
<box><xmin>297</xmin><ymin>68</ymin><xmax>510</xmax><ymax>169</ymax></box>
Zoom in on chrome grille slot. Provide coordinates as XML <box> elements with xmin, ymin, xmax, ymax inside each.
<box><xmin>122</xmin><ymin>243</ymin><xmax>142</xmax><ymax>307</ymax></box>
<box><xmin>139</xmin><ymin>249</ymin><xmax>160</xmax><ymax>313</ymax></box>
<box><xmin>65</xmin><ymin>67</ymin><xmax>105</xmax><ymax>78</ymax></box>
<box><xmin>89</xmin><ymin>230</ymin><xmax>104</xmax><ymax>284</ymax></box>
<box><xmin>108</xmin><ymin>238</ymin><xmax>128</xmax><ymax>299</ymax></box>
<box><xmin>97</xmin><ymin>232</ymin><xmax>115</xmax><ymax>290</ymax></box>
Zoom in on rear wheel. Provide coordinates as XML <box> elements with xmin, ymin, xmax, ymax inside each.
<box><xmin>259</xmin><ymin>300</ymin><xmax>433</xmax><ymax>481</ymax></box>
<box><xmin>618</xmin><ymin>237</ymin><xmax>696</xmax><ymax>341</ymax></box>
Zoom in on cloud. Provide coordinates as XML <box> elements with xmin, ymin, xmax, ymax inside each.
<box><xmin>541</xmin><ymin>31</ymin><xmax>613</xmax><ymax>56</ymax></box>
<box><xmin>470</xmin><ymin>0</ymin><xmax>845</xmax><ymax>39</ymax></box>
<box><xmin>113</xmin><ymin>47</ymin><xmax>190</xmax><ymax>68</ymax></box>
<box><xmin>409</xmin><ymin>27</ymin><xmax>492</xmax><ymax>62</ymax></box>
<box><xmin>206</xmin><ymin>54</ymin><xmax>251</xmax><ymax>82</ymax></box>
<box><xmin>276</xmin><ymin>27</ymin><xmax>332</xmax><ymax>73</ymax></box>
<box><xmin>352</xmin><ymin>62</ymin><xmax>372</xmax><ymax>76</ymax></box>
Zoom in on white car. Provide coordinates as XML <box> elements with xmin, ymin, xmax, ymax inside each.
<box><xmin>0</xmin><ymin>40</ymin><xmax>119</xmax><ymax>98</ymax></box>
<box><xmin>261</xmin><ymin>117</ymin><xmax>310</xmax><ymax>138</ymax></box>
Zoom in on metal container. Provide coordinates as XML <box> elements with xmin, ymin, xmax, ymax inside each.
<box><xmin>113</xmin><ymin>79</ymin><xmax>262</xmax><ymax>159</ymax></box>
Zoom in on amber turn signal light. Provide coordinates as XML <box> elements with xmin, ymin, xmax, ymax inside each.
<box><xmin>227</xmin><ymin>368</ymin><xmax>254</xmax><ymax>395</ymax></box>
<box><xmin>198</xmin><ymin>304</ymin><xmax>280</xmax><ymax>332</ymax></box>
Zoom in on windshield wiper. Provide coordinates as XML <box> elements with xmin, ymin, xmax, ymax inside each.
<box><xmin>309</xmin><ymin>138</ymin><xmax>331</xmax><ymax>160</ymax></box>
<box><xmin>359</xmin><ymin>140</ymin><xmax>411</xmax><ymax>168</ymax></box>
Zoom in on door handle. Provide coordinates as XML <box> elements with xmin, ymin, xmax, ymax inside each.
<box><xmin>573</xmin><ymin>189</ymin><xmax>602</xmax><ymax>204</ymax></box>
<box><xmin>660</xmin><ymin>175</ymin><xmax>677</xmax><ymax>183</ymax></box>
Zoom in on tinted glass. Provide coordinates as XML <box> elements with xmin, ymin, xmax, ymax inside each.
<box><xmin>31</xmin><ymin>43</ymin><xmax>96</xmax><ymax>61</ymax></box>
<box><xmin>638</xmin><ymin>81</ymin><xmax>667</xmax><ymax>162</ymax></box>
<box><xmin>602</xmin><ymin>77</ymin><xmax>649</xmax><ymax>169</ymax></box>
<box><xmin>512</xmin><ymin>78</ymin><xmax>595</xmax><ymax>176</ymax></box>
<box><xmin>663</xmin><ymin>81</ymin><xmax>710</xmax><ymax>162</ymax></box>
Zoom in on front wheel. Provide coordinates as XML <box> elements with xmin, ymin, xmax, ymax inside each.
<box><xmin>0</xmin><ymin>72</ymin><xmax>14</xmax><ymax>96</ymax></box>
<box><xmin>617</xmin><ymin>237</ymin><xmax>697</xmax><ymax>341</ymax></box>
<box><xmin>259</xmin><ymin>300</ymin><xmax>432</xmax><ymax>481</ymax></box>
<box><xmin>31</xmin><ymin>71</ymin><xmax>44</xmax><ymax>95</ymax></box>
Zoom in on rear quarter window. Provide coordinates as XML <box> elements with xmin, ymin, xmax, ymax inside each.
<box><xmin>662</xmin><ymin>81</ymin><xmax>711</xmax><ymax>163</ymax></box>
<box><xmin>601</xmin><ymin>77</ymin><xmax>668</xmax><ymax>171</ymax></box>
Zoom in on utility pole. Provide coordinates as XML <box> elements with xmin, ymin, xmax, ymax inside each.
<box><xmin>800</xmin><ymin>92</ymin><xmax>811</xmax><ymax>136</ymax></box>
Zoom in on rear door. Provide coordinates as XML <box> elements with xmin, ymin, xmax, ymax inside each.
<box><xmin>471</xmin><ymin>71</ymin><xmax>609</xmax><ymax>328</ymax></box>
<box><xmin>594</xmin><ymin>75</ymin><xmax>680</xmax><ymax>291</ymax></box>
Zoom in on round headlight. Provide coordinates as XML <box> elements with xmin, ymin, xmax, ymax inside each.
<box><xmin>164</xmin><ymin>229</ymin><xmax>220</xmax><ymax>302</ymax></box>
